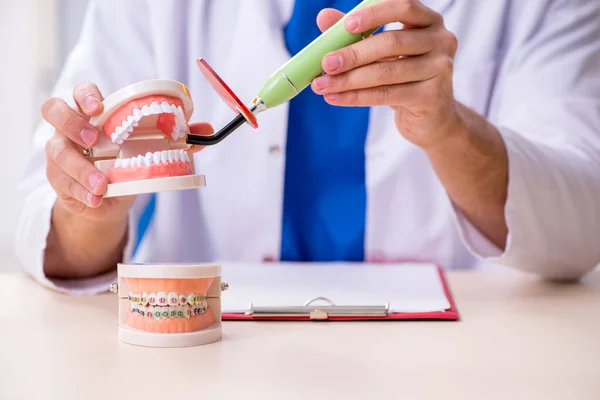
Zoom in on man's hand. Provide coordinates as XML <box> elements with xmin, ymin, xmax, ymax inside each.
<box><xmin>313</xmin><ymin>0</ymin><xmax>460</xmax><ymax>149</ymax></box>
<box><xmin>42</xmin><ymin>82</ymin><xmax>136</xmax><ymax>222</ymax></box>
<box><xmin>40</xmin><ymin>83</ymin><xmax>213</xmax><ymax>279</ymax></box>
<box><xmin>314</xmin><ymin>0</ymin><xmax>510</xmax><ymax>249</ymax></box>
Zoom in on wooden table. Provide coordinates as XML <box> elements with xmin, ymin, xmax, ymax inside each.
<box><xmin>1</xmin><ymin>269</ymin><xmax>599</xmax><ymax>400</ymax></box>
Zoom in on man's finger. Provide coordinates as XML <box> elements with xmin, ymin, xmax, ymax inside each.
<box><xmin>41</xmin><ymin>97</ymin><xmax>100</xmax><ymax>148</ymax></box>
<box><xmin>73</xmin><ymin>82</ymin><xmax>104</xmax><ymax>117</ymax></box>
<box><xmin>46</xmin><ymin>134</ymin><xmax>108</xmax><ymax>196</ymax></box>
<box><xmin>345</xmin><ymin>0</ymin><xmax>441</xmax><ymax>34</ymax></box>
<box><xmin>323</xmin><ymin>80</ymin><xmax>423</xmax><ymax>107</ymax></box>
<box><xmin>321</xmin><ymin>27</ymin><xmax>437</xmax><ymax>74</ymax></box>
<box><xmin>47</xmin><ymin>158</ymin><xmax>102</xmax><ymax>209</ymax></box>
<box><xmin>313</xmin><ymin>54</ymin><xmax>437</xmax><ymax>94</ymax></box>
<box><xmin>316</xmin><ymin>8</ymin><xmax>345</xmax><ymax>33</ymax></box>
<box><xmin>187</xmin><ymin>122</ymin><xmax>215</xmax><ymax>153</ymax></box>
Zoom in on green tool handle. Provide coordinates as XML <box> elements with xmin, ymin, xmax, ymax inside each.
<box><xmin>257</xmin><ymin>0</ymin><xmax>383</xmax><ymax>109</ymax></box>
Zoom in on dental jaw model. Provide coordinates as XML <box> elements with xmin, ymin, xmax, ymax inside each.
<box><xmin>111</xmin><ymin>263</ymin><xmax>226</xmax><ymax>348</ymax></box>
<box><xmin>89</xmin><ymin>80</ymin><xmax>205</xmax><ymax>198</ymax></box>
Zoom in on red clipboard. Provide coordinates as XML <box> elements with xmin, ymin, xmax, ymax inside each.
<box><xmin>222</xmin><ymin>265</ymin><xmax>460</xmax><ymax>321</ymax></box>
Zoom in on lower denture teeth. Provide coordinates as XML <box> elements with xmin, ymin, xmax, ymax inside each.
<box><xmin>144</xmin><ymin>152</ymin><xmax>153</xmax><ymax>166</ymax></box>
<box><xmin>153</xmin><ymin>152</ymin><xmax>161</xmax><ymax>165</ymax></box>
<box><xmin>161</xmin><ymin>151</ymin><xmax>168</xmax><ymax>164</ymax></box>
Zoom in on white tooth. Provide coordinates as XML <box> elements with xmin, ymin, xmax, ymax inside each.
<box><xmin>115</xmin><ymin>126</ymin><xmax>124</xmax><ymax>135</ymax></box>
<box><xmin>114</xmin><ymin>159</ymin><xmax>122</xmax><ymax>168</ymax></box>
<box><xmin>119</xmin><ymin>158</ymin><xmax>127</xmax><ymax>168</ymax></box>
<box><xmin>174</xmin><ymin>151</ymin><xmax>181</xmax><ymax>162</ymax></box>
<box><xmin>168</xmin><ymin>150</ymin><xmax>175</xmax><ymax>163</ymax></box>
<box><xmin>132</xmin><ymin>121</ymin><xmax>139</xmax><ymax>127</ymax></box>
<box><xmin>140</xmin><ymin>306</ymin><xmax>147</xmax><ymax>317</ymax></box>
<box><xmin>121</xmin><ymin>119</ymin><xmax>129</xmax><ymax>129</ymax></box>
<box><xmin>141</xmin><ymin>105</ymin><xmax>151</xmax><ymax>116</ymax></box>
<box><xmin>141</xmin><ymin>292</ymin><xmax>148</xmax><ymax>306</ymax></box>
<box><xmin>153</xmin><ymin>152</ymin><xmax>161</xmax><ymax>165</ymax></box>
<box><xmin>161</xmin><ymin>151</ymin><xmax>168</xmax><ymax>164</ymax></box>
<box><xmin>127</xmin><ymin>115</ymin><xmax>135</xmax><ymax>125</ymax></box>
<box><xmin>144</xmin><ymin>152</ymin><xmax>153</xmax><ymax>166</ymax></box>
<box><xmin>177</xmin><ymin>105</ymin><xmax>184</xmax><ymax>115</ymax></box>
<box><xmin>170</xmin><ymin>104</ymin><xmax>178</xmax><ymax>113</ymax></box>
<box><xmin>178</xmin><ymin>294</ymin><xmax>188</xmax><ymax>306</ymax></box>
<box><xmin>161</xmin><ymin>102</ymin><xmax>173</xmax><ymax>113</ymax></box>
<box><xmin>184</xmin><ymin>152</ymin><xmax>191</xmax><ymax>163</ymax></box>
<box><xmin>111</xmin><ymin>133</ymin><xmax>119</xmax><ymax>143</ymax></box>
<box><xmin>157</xmin><ymin>292</ymin><xmax>168</xmax><ymax>306</ymax></box>
<box><xmin>136</xmin><ymin>155</ymin><xmax>144</xmax><ymax>167</ymax></box>
<box><xmin>168</xmin><ymin>292</ymin><xmax>178</xmax><ymax>306</ymax></box>
<box><xmin>126</xmin><ymin>125</ymin><xmax>134</xmax><ymax>133</ymax></box>
<box><xmin>133</xmin><ymin>108</ymin><xmax>142</xmax><ymax>121</ymax></box>
<box><xmin>150</xmin><ymin>102</ymin><xmax>162</xmax><ymax>114</ymax></box>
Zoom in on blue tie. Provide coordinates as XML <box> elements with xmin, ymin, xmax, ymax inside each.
<box><xmin>280</xmin><ymin>0</ymin><xmax>369</xmax><ymax>262</ymax></box>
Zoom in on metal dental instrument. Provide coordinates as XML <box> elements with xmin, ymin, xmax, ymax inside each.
<box><xmin>186</xmin><ymin>0</ymin><xmax>382</xmax><ymax>146</ymax></box>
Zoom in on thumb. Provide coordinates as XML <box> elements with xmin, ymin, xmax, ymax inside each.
<box><xmin>187</xmin><ymin>122</ymin><xmax>214</xmax><ymax>153</ymax></box>
<box><xmin>317</xmin><ymin>8</ymin><xmax>345</xmax><ymax>33</ymax></box>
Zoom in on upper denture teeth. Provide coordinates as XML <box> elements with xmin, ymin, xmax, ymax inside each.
<box><xmin>150</xmin><ymin>102</ymin><xmax>162</xmax><ymax>114</ymax></box>
<box><xmin>133</xmin><ymin>108</ymin><xmax>142</xmax><ymax>120</ymax></box>
<box><xmin>142</xmin><ymin>105</ymin><xmax>151</xmax><ymax>116</ymax></box>
<box><xmin>168</xmin><ymin>292</ymin><xmax>178</xmax><ymax>306</ymax></box>
<box><xmin>161</xmin><ymin>102</ymin><xmax>173</xmax><ymax>113</ymax></box>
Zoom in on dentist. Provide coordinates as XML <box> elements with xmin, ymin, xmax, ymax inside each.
<box><xmin>15</xmin><ymin>0</ymin><xmax>600</xmax><ymax>294</ymax></box>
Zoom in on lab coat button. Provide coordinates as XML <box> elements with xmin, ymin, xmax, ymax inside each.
<box><xmin>268</xmin><ymin>145</ymin><xmax>281</xmax><ymax>155</ymax></box>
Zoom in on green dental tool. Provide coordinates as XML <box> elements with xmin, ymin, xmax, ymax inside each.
<box><xmin>187</xmin><ymin>0</ymin><xmax>382</xmax><ymax>146</ymax></box>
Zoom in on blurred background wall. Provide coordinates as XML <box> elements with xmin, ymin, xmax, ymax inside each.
<box><xmin>0</xmin><ymin>0</ymin><xmax>89</xmax><ymax>272</ymax></box>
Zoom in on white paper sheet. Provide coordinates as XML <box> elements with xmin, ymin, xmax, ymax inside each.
<box><xmin>220</xmin><ymin>262</ymin><xmax>451</xmax><ymax>313</ymax></box>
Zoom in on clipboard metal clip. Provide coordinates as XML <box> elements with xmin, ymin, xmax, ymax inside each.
<box><xmin>247</xmin><ymin>297</ymin><xmax>390</xmax><ymax>320</ymax></box>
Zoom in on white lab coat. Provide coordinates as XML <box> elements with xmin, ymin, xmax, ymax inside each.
<box><xmin>14</xmin><ymin>0</ymin><xmax>600</xmax><ymax>294</ymax></box>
